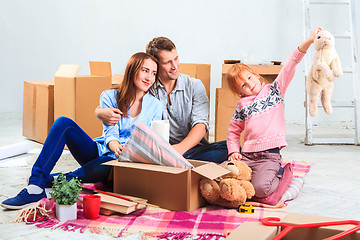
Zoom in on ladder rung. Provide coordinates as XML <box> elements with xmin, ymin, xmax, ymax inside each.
<box><xmin>333</xmin><ymin>31</ymin><xmax>352</xmax><ymax>39</ymax></box>
<box><xmin>310</xmin><ymin>0</ymin><xmax>349</xmax><ymax>4</ymax></box>
<box><xmin>310</xmin><ymin>138</ymin><xmax>355</xmax><ymax>145</ymax></box>
<box><xmin>317</xmin><ymin>100</ymin><xmax>354</xmax><ymax>108</ymax></box>
<box><xmin>343</xmin><ymin>66</ymin><xmax>353</xmax><ymax>73</ymax></box>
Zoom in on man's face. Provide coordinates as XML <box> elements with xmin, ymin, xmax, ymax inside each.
<box><xmin>157</xmin><ymin>49</ymin><xmax>179</xmax><ymax>82</ymax></box>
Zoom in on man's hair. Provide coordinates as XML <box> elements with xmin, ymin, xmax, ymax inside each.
<box><xmin>146</xmin><ymin>37</ymin><xmax>176</xmax><ymax>60</ymax></box>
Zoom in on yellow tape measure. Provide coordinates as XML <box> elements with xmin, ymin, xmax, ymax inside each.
<box><xmin>238</xmin><ymin>204</ymin><xmax>254</xmax><ymax>214</ymax></box>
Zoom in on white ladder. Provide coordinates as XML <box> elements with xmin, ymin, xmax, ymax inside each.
<box><xmin>302</xmin><ymin>0</ymin><xmax>360</xmax><ymax>145</ymax></box>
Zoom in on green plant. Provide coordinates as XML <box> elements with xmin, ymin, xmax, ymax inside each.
<box><xmin>50</xmin><ymin>174</ymin><xmax>82</xmax><ymax>205</ymax></box>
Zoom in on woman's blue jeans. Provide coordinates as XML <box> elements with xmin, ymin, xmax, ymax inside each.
<box><xmin>28</xmin><ymin>117</ymin><xmax>114</xmax><ymax>189</ymax></box>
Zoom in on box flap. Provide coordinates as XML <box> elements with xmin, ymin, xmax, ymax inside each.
<box><xmin>104</xmin><ymin>160</ymin><xmax>188</xmax><ymax>174</ymax></box>
<box><xmin>192</xmin><ymin>162</ymin><xmax>230</xmax><ymax>180</ymax></box>
<box><xmin>226</xmin><ymin>221</ymin><xmax>277</xmax><ymax>240</ymax></box>
<box><xmin>96</xmin><ymin>192</ymin><xmax>147</xmax><ymax>207</ymax></box>
<box><xmin>89</xmin><ymin>61</ymin><xmax>112</xmax><ymax>76</ymax></box>
<box><xmin>55</xmin><ymin>64</ymin><xmax>81</xmax><ymax>77</ymax></box>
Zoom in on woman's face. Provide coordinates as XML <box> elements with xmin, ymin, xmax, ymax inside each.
<box><xmin>134</xmin><ymin>58</ymin><xmax>157</xmax><ymax>93</ymax></box>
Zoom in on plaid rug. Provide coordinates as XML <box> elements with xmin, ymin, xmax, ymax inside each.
<box><xmin>13</xmin><ymin>160</ymin><xmax>310</xmax><ymax>239</ymax></box>
<box><xmin>14</xmin><ymin>199</ymin><xmax>286</xmax><ymax>239</ymax></box>
<box><xmin>283</xmin><ymin>160</ymin><xmax>311</xmax><ymax>178</ymax></box>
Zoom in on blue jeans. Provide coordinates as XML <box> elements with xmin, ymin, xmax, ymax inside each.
<box><xmin>183</xmin><ymin>140</ymin><xmax>228</xmax><ymax>164</ymax></box>
<box><xmin>28</xmin><ymin>117</ymin><xmax>114</xmax><ymax>189</ymax></box>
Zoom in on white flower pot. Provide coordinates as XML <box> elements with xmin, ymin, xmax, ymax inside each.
<box><xmin>56</xmin><ymin>203</ymin><xmax>77</xmax><ymax>222</ymax></box>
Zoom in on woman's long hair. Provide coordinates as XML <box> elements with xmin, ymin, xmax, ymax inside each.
<box><xmin>116</xmin><ymin>52</ymin><xmax>158</xmax><ymax>117</ymax></box>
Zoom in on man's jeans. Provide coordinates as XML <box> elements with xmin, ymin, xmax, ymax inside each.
<box><xmin>28</xmin><ymin>117</ymin><xmax>113</xmax><ymax>188</ymax></box>
<box><xmin>183</xmin><ymin>140</ymin><xmax>228</xmax><ymax>164</ymax></box>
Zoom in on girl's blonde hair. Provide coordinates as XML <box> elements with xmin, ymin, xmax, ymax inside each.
<box><xmin>227</xmin><ymin>63</ymin><xmax>265</xmax><ymax>96</ymax></box>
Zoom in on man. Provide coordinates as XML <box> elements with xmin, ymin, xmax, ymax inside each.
<box><xmin>96</xmin><ymin>37</ymin><xmax>228</xmax><ymax>163</ymax></box>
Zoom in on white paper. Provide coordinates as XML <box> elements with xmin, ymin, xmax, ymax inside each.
<box><xmin>0</xmin><ymin>142</ymin><xmax>31</xmax><ymax>160</ymax></box>
<box><xmin>28</xmin><ymin>148</ymin><xmax>70</xmax><ymax>156</ymax></box>
<box><xmin>150</xmin><ymin>120</ymin><xmax>170</xmax><ymax>143</ymax></box>
<box><xmin>0</xmin><ymin>157</ymin><xmax>28</xmax><ymax>168</ymax></box>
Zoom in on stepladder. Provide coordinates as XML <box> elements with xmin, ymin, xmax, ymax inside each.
<box><xmin>303</xmin><ymin>0</ymin><xmax>360</xmax><ymax>145</ymax></box>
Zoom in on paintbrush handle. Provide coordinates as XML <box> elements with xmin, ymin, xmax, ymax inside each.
<box><xmin>95</xmin><ymin>190</ymin><xmax>159</xmax><ymax>208</ymax></box>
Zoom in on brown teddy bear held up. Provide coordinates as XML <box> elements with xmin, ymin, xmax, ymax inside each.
<box><xmin>306</xmin><ymin>30</ymin><xmax>343</xmax><ymax>116</ymax></box>
<box><xmin>199</xmin><ymin>160</ymin><xmax>255</xmax><ymax>208</ymax></box>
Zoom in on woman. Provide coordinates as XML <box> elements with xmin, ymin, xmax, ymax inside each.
<box><xmin>2</xmin><ymin>52</ymin><xmax>163</xmax><ymax>209</ymax></box>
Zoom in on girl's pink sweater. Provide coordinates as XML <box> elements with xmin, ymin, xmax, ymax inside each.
<box><xmin>227</xmin><ymin>48</ymin><xmax>305</xmax><ymax>154</ymax></box>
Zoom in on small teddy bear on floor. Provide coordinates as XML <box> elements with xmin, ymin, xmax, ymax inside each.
<box><xmin>199</xmin><ymin>160</ymin><xmax>255</xmax><ymax>208</ymax></box>
<box><xmin>306</xmin><ymin>30</ymin><xmax>343</xmax><ymax>116</ymax></box>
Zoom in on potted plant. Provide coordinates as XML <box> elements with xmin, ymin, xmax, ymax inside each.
<box><xmin>50</xmin><ymin>174</ymin><xmax>82</xmax><ymax>222</ymax></box>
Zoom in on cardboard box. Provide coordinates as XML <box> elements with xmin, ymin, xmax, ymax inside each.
<box><xmin>179</xmin><ymin>63</ymin><xmax>211</xmax><ymax>140</ymax></box>
<box><xmin>222</xmin><ymin>64</ymin><xmax>282</xmax><ymax>89</ymax></box>
<box><xmin>105</xmin><ymin>159</ymin><xmax>230</xmax><ymax>212</ymax></box>
<box><xmin>215</xmin><ymin>88</ymin><xmax>241</xmax><ymax>142</ymax></box>
<box><xmin>54</xmin><ymin>62</ymin><xmax>112</xmax><ymax>139</ymax></box>
<box><xmin>96</xmin><ymin>192</ymin><xmax>147</xmax><ymax>215</ymax></box>
<box><xmin>111</xmin><ymin>74</ymin><xmax>124</xmax><ymax>88</ymax></box>
<box><xmin>23</xmin><ymin>80</ymin><xmax>54</xmax><ymax>144</ymax></box>
<box><xmin>226</xmin><ymin>213</ymin><xmax>360</xmax><ymax>240</ymax></box>
<box><xmin>179</xmin><ymin>63</ymin><xmax>211</xmax><ymax>100</ymax></box>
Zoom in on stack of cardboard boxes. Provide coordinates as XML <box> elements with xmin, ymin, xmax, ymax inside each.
<box><xmin>215</xmin><ymin>63</ymin><xmax>283</xmax><ymax>142</ymax></box>
<box><xmin>23</xmin><ymin>61</ymin><xmax>122</xmax><ymax>144</ymax></box>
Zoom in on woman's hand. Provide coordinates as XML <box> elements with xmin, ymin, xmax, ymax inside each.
<box><xmin>108</xmin><ymin>140</ymin><xmax>124</xmax><ymax>158</ymax></box>
<box><xmin>228</xmin><ymin>152</ymin><xmax>242</xmax><ymax>161</ymax></box>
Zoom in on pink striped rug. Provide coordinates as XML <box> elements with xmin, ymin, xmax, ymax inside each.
<box><xmin>16</xmin><ymin>199</ymin><xmax>286</xmax><ymax>239</ymax></box>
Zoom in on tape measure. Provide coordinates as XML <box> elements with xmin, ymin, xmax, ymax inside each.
<box><xmin>238</xmin><ymin>204</ymin><xmax>254</xmax><ymax>214</ymax></box>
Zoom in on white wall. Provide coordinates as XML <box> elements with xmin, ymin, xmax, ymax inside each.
<box><xmin>1</xmin><ymin>0</ymin><xmax>359</xmax><ymax>127</ymax></box>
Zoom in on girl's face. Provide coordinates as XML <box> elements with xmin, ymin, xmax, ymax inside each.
<box><xmin>134</xmin><ymin>58</ymin><xmax>157</xmax><ymax>93</ymax></box>
<box><xmin>236</xmin><ymin>70</ymin><xmax>262</xmax><ymax>97</ymax></box>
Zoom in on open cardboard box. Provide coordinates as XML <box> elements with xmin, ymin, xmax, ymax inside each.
<box><xmin>54</xmin><ymin>62</ymin><xmax>112</xmax><ymax>139</ymax></box>
<box><xmin>226</xmin><ymin>213</ymin><xmax>360</xmax><ymax>240</ymax></box>
<box><xmin>104</xmin><ymin>159</ymin><xmax>230</xmax><ymax>212</ymax></box>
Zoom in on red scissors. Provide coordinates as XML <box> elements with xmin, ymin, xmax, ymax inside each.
<box><xmin>262</xmin><ymin>217</ymin><xmax>360</xmax><ymax>240</ymax></box>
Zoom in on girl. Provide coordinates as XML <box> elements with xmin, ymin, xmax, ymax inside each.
<box><xmin>226</xmin><ymin>27</ymin><xmax>322</xmax><ymax>199</ymax></box>
<box><xmin>2</xmin><ymin>52</ymin><xmax>163</xmax><ymax>209</ymax></box>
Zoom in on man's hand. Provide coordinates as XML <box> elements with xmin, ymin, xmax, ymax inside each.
<box><xmin>171</xmin><ymin>123</ymin><xmax>207</xmax><ymax>155</ymax></box>
<box><xmin>95</xmin><ymin>106</ymin><xmax>122</xmax><ymax>125</ymax></box>
<box><xmin>228</xmin><ymin>152</ymin><xmax>242</xmax><ymax>161</ymax></box>
<box><xmin>172</xmin><ymin>143</ymin><xmax>188</xmax><ymax>156</ymax></box>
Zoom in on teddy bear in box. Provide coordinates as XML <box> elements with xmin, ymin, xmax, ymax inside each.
<box><xmin>199</xmin><ymin>160</ymin><xmax>255</xmax><ymax>208</ymax></box>
<box><xmin>306</xmin><ymin>30</ymin><xmax>343</xmax><ymax>116</ymax></box>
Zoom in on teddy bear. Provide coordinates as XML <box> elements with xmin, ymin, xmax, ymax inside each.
<box><xmin>306</xmin><ymin>30</ymin><xmax>343</xmax><ymax>116</ymax></box>
<box><xmin>199</xmin><ymin>160</ymin><xmax>255</xmax><ymax>208</ymax></box>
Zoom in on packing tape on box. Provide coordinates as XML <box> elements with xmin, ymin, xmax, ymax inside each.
<box><xmin>0</xmin><ymin>141</ymin><xmax>31</xmax><ymax>160</ymax></box>
<box><xmin>150</xmin><ymin>120</ymin><xmax>170</xmax><ymax>143</ymax></box>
